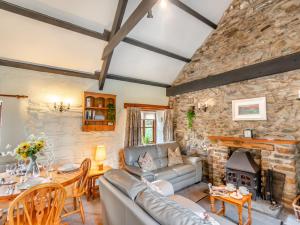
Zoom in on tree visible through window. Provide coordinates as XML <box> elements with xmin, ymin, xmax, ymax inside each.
<box><xmin>141</xmin><ymin>112</ymin><xmax>156</xmax><ymax>145</ymax></box>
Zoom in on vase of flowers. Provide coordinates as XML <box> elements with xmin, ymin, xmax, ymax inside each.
<box><xmin>15</xmin><ymin>134</ymin><xmax>46</xmax><ymax>177</ymax></box>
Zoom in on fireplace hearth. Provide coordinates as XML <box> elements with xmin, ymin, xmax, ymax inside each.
<box><xmin>208</xmin><ymin>136</ymin><xmax>299</xmax><ymax>208</ymax></box>
<box><xmin>226</xmin><ymin>149</ymin><xmax>261</xmax><ymax>199</ymax></box>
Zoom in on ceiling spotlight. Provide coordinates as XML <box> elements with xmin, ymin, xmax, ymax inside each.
<box><xmin>147</xmin><ymin>9</ymin><xmax>153</xmax><ymax>18</ymax></box>
<box><xmin>160</xmin><ymin>0</ymin><xmax>167</xmax><ymax>8</ymax></box>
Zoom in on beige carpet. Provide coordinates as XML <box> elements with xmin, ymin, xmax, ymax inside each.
<box><xmin>176</xmin><ymin>182</ymin><xmax>209</xmax><ymax>203</ymax></box>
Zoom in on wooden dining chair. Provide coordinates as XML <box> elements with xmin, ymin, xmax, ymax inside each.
<box><xmin>62</xmin><ymin>158</ymin><xmax>91</xmax><ymax>224</ymax></box>
<box><xmin>6</xmin><ymin>183</ymin><xmax>66</xmax><ymax>225</ymax></box>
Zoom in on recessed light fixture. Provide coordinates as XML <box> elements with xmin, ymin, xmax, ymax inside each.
<box><xmin>160</xmin><ymin>0</ymin><xmax>167</xmax><ymax>8</ymax></box>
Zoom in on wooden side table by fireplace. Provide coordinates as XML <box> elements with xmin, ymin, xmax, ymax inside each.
<box><xmin>87</xmin><ymin>165</ymin><xmax>111</xmax><ymax>200</ymax></box>
<box><xmin>210</xmin><ymin>193</ymin><xmax>252</xmax><ymax>225</ymax></box>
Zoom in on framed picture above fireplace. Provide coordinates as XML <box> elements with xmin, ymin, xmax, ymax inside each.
<box><xmin>232</xmin><ymin>97</ymin><xmax>267</xmax><ymax>121</ymax></box>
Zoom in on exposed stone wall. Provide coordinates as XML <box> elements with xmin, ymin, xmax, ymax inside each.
<box><xmin>171</xmin><ymin>71</ymin><xmax>300</xmax><ymax>145</ymax></box>
<box><xmin>173</xmin><ymin>0</ymin><xmax>300</xmax><ymax>86</ymax></box>
<box><xmin>170</xmin><ymin>0</ymin><xmax>300</xmax><ymax>207</ymax></box>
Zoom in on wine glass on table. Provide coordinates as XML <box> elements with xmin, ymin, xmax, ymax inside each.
<box><xmin>17</xmin><ymin>160</ymin><xmax>26</xmax><ymax>176</ymax></box>
<box><xmin>41</xmin><ymin>161</ymin><xmax>52</xmax><ymax>180</ymax></box>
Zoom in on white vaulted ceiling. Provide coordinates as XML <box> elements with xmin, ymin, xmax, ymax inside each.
<box><xmin>0</xmin><ymin>0</ymin><xmax>231</xmax><ymax>85</ymax></box>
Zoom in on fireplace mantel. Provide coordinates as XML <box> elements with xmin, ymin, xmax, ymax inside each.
<box><xmin>208</xmin><ymin>136</ymin><xmax>299</xmax><ymax>151</ymax></box>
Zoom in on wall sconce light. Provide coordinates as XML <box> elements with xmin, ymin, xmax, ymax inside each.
<box><xmin>49</xmin><ymin>96</ymin><xmax>71</xmax><ymax>112</ymax></box>
<box><xmin>53</xmin><ymin>101</ymin><xmax>70</xmax><ymax>112</ymax></box>
<box><xmin>197</xmin><ymin>102</ymin><xmax>208</xmax><ymax>112</ymax></box>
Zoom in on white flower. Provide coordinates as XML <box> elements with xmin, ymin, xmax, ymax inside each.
<box><xmin>28</xmin><ymin>134</ymin><xmax>36</xmax><ymax>141</ymax></box>
<box><xmin>7</xmin><ymin>151</ymin><xmax>15</xmax><ymax>156</ymax></box>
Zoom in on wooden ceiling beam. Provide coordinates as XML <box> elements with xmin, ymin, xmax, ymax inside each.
<box><xmin>123</xmin><ymin>37</ymin><xmax>191</xmax><ymax>62</ymax></box>
<box><xmin>0</xmin><ymin>1</ymin><xmax>110</xmax><ymax>41</ymax></box>
<box><xmin>167</xmin><ymin>51</ymin><xmax>300</xmax><ymax>96</ymax></box>
<box><xmin>102</xmin><ymin>0</ymin><xmax>159</xmax><ymax>59</ymax></box>
<box><xmin>0</xmin><ymin>58</ymin><xmax>96</xmax><ymax>79</ymax></box>
<box><xmin>169</xmin><ymin>0</ymin><xmax>217</xmax><ymax>29</ymax></box>
<box><xmin>106</xmin><ymin>73</ymin><xmax>171</xmax><ymax>88</ymax></box>
<box><xmin>0</xmin><ymin>1</ymin><xmax>190</xmax><ymax>62</ymax></box>
<box><xmin>99</xmin><ymin>0</ymin><xmax>128</xmax><ymax>90</ymax></box>
<box><xmin>0</xmin><ymin>58</ymin><xmax>170</xmax><ymax>88</ymax></box>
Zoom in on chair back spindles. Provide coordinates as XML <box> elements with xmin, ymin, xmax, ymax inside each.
<box><xmin>61</xmin><ymin>158</ymin><xmax>91</xmax><ymax>224</ymax></box>
<box><xmin>75</xmin><ymin>158</ymin><xmax>91</xmax><ymax>196</ymax></box>
<box><xmin>7</xmin><ymin>183</ymin><xmax>66</xmax><ymax>225</ymax></box>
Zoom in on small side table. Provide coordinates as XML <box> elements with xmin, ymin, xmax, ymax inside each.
<box><xmin>210</xmin><ymin>193</ymin><xmax>252</xmax><ymax>225</ymax></box>
<box><xmin>87</xmin><ymin>165</ymin><xmax>111</xmax><ymax>201</ymax></box>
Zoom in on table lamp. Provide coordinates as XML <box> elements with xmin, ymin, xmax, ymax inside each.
<box><xmin>95</xmin><ymin>145</ymin><xmax>106</xmax><ymax>170</ymax></box>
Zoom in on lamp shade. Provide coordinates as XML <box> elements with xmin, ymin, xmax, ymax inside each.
<box><xmin>95</xmin><ymin>145</ymin><xmax>106</xmax><ymax>161</ymax></box>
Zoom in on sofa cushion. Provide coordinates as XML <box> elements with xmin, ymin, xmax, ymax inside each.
<box><xmin>156</xmin><ymin>142</ymin><xmax>179</xmax><ymax>168</ymax></box>
<box><xmin>138</xmin><ymin>152</ymin><xmax>157</xmax><ymax>171</ymax></box>
<box><xmin>153</xmin><ymin>167</ymin><xmax>178</xmax><ymax>180</ymax></box>
<box><xmin>136</xmin><ymin>188</ymin><xmax>214</xmax><ymax>225</ymax></box>
<box><xmin>170</xmin><ymin>195</ymin><xmax>221</xmax><ymax>225</ymax></box>
<box><xmin>168</xmin><ymin>147</ymin><xmax>183</xmax><ymax>167</ymax></box>
<box><xmin>171</xmin><ymin>164</ymin><xmax>195</xmax><ymax>176</ymax></box>
<box><xmin>168</xmin><ymin>171</ymin><xmax>196</xmax><ymax>184</ymax></box>
<box><xmin>104</xmin><ymin>169</ymin><xmax>146</xmax><ymax>200</ymax></box>
<box><xmin>124</xmin><ymin>145</ymin><xmax>160</xmax><ymax>168</ymax></box>
<box><xmin>169</xmin><ymin>195</ymin><xmax>206</xmax><ymax>215</ymax></box>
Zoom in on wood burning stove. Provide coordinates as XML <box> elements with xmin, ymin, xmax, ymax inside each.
<box><xmin>226</xmin><ymin>150</ymin><xmax>261</xmax><ymax>199</ymax></box>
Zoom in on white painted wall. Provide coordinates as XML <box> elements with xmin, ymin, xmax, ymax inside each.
<box><xmin>0</xmin><ymin>97</ymin><xmax>28</xmax><ymax>151</ymax></box>
<box><xmin>0</xmin><ymin>66</ymin><xmax>168</xmax><ymax>168</ymax></box>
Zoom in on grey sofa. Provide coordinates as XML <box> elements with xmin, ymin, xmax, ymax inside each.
<box><xmin>98</xmin><ymin>170</ymin><xmax>235</xmax><ymax>225</ymax></box>
<box><xmin>123</xmin><ymin>142</ymin><xmax>202</xmax><ymax>191</ymax></box>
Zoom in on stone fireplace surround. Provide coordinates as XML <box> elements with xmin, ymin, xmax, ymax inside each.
<box><xmin>207</xmin><ymin>136</ymin><xmax>299</xmax><ymax>208</ymax></box>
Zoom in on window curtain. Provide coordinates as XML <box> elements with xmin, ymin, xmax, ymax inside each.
<box><xmin>0</xmin><ymin>101</ymin><xmax>2</xmax><ymax>125</ymax></box>
<box><xmin>163</xmin><ymin>109</ymin><xmax>173</xmax><ymax>142</ymax></box>
<box><xmin>124</xmin><ymin>107</ymin><xmax>141</xmax><ymax>147</ymax></box>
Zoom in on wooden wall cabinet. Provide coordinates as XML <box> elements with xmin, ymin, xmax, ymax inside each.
<box><xmin>82</xmin><ymin>92</ymin><xmax>116</xmax><ymax>131</ymax></box>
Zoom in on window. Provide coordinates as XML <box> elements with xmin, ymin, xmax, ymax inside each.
<box><xmin>141</xmin><ymin>112</ymin><xmax>156</xmax><ymax>144</ymax></box>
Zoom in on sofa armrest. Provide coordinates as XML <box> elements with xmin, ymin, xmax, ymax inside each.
<box><xmin>124</xmin><ymin>165</ymin><xmax>155</xmax><ymax>181</ymax></box>
<box><xmin>182</xmin><ymin>155</ymin><xmax>202</xmax><ymax>166</ymax></box>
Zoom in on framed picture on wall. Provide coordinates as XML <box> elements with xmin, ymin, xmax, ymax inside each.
<box><xmin>232</xmin><ymin>97</ymin><xmax>267</xmax><ymax>121</ymax></box>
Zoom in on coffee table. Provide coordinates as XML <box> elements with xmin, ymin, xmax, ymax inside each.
<box><xmin>210</xmin><ymin>193</ymin><xmax>252</xmax><ymax>225</ymax></box>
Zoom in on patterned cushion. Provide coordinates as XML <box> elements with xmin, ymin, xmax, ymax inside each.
<box><xmin>138</xmin><ymin>152</ymin><xmax>157</xmax><ymax>171</ymax></box>
<box><xmin>168</xmin><ymin>147</ymin><xmax>183</xmax><ymax>167</ymax></box>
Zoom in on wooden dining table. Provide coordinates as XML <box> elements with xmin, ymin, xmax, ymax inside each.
<box><xmin>0</xmin><ymin>169</ymin><xmax>82</xmax><ymax>203</ymax></box>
